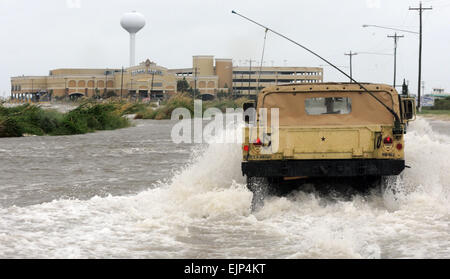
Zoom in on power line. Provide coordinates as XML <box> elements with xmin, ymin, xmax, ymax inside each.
<box><xmin>357</xmin><ymin>52</ymin><xmax>393</xmax><ymax>56</ymax></box>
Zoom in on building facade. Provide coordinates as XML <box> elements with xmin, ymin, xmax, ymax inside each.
<box><xmin>10</xmin><ymin>56</ymin><xmax>323</xmax><ymax>101</ymax></box>
<box><xmin>170</xmin><ymin>56</ymin><xmax>323</xmax><ymax>97</ymax></box>
<box><xmin>232</xmin><ymin>66</ymin><xmax>323</xmax><ymax>95</ymax></box>
<box><xmin>10</xmin><ymin>59</ymin><xmax>177</xmax><ymax>101</ymax></box>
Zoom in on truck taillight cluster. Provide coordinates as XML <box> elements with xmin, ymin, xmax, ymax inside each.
<box><xmin>383</xmin><ymin>136</ymin><xmax>403</xmax><ymax>150</ymax></box>
<box><xmin>254</xmin><ymin>138</ymin><xmax>262</xmax><ymax>146</ymax></box>
<box><xmin>244</xmin><ymin>138</ymin><xmax>263</xmax><ymax>152</ymax></box>
<box><xmin>383</xmin><ymin>137</ymin><xmax>393</xmax><ymax>144</ymax></box>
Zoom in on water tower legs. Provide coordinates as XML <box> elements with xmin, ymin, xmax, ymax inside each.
<box><xmin>130</xmin><ymin>33</ymin><xmax>136</xmax><ymax>67</ymax></box>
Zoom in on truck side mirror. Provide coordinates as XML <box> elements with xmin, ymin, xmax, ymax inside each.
<box><xmin>243</xmin><ymin>102</ymin><xmax>256</xmax><ymax>124</ymax></box>
<box><xmin>403</xmin><ymin>99</ymin><xmax>416</xmax><ymax>120</ymax></box>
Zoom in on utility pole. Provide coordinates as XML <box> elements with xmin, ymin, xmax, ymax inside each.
<box><xmin>409</xmin><ymin>2</ymin><xmax>432</xmax><ymax>110</ymax></box>
<box><xmin>246</xmin><ymin>59</ymin><xmax>256</xmax><ymax>94</ymax></box>
<box><xmin>150</xmin><ymin>71</ymin><xmax>155</xmax><ymax>100</ymax></box>
<box><xmin>344</xmin><ymin>51</ymin><xmax>358</xmax><ymax>82</ymax></box>
<box><xmin>92</xmin><ymin>76</ymin><xmax>96</xmax><ymax>98</ymax></box>
<box><xmin>120</xmin><ymin>67</ymin><xmax>124</xmax><ymax>100</ymax></box>
<box><xmin>64</xmin><ymin>78</ymin><xmax>68</xmax><ymax>101</ymax></box>
<box><xmin>387</xmin><ymin>33</ymin><xmax>404</xmax><ymax>88</ymax></box>
<box><xmin>130</xmin><ymin>78</ymin><xmax>135</xmax><ymax>102</ymax></box>
<box><xmin>194</xmin><ymin>67</ymin><xmax>198</xmax><ymax>99</ymax></box>
<box><xmin>31</xmin><ymin>79</ymin><xmax>34</xmax><ymax>102</ymax></box>
<box><xmin>105</xmin><ymin>69</ymin><xmax>108</xmax><ymax>97</ymax></box>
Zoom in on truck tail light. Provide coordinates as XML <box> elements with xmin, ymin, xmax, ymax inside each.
<box><xmin>396</xmin><ymin>143</ymin><xmax>403</xmax><ymax>150</ymax></box>
<box><xmin>254</xmin><ymin>138</ymin><xmax>262</xmax><ymax>146</ymax></box>
<box><xmin>243</xmin><ymin>145</ymin><xmax>249</xmax><ymax>152</ymax></box>
<box><xmin>383</xmin><ymin>137</ymin><xmax>393</xmax><ymax>144</ymax></box>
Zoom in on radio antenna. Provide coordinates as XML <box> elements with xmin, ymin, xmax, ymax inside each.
<box><xmin>231</xmin><ymin>10</ymin><xmax>401</xmax><ymax>126</ymax></box>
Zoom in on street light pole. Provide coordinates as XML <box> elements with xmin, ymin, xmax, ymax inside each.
<box><xmin>387</xmin><ymin>33</ymin><xmax>404</xmax><ymax>88</ymax></box>
<box><xmin>362</xmin><ymin>24</ymin><xmax>418</xmax><ymax>34</ymax></box>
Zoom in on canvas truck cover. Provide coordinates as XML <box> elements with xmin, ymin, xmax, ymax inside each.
<box><xmin>257</xmin><ymin>83</ymin><xmax>400</xmax><ymax>126</ymax></box>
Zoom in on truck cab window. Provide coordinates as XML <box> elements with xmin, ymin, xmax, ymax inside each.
<box><xmin>305</xmin><ymin>97</ymin><xmax>352</xmax><ymax>115</ymax></box>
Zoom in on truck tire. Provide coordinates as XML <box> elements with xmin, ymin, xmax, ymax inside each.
<box><xmin>247</xmin><ymin>176</ymin><xmax>269</xmax><ymax>212</ymax></box>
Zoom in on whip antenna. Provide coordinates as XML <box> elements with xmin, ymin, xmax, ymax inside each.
<box><xmin>231</xmin><ymin>10</ymin><xmax>401</xmax><ymax>125</ymax></box>
<box><xmin>256</xmin><ymin>28</ymin><xmax>269</xmax><ymax>93</ymax></box>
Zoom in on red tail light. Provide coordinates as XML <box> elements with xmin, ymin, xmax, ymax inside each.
<box><xmin>254</xmin><ymin>138</ymin><xmax>262</xmax><ymax>146</ymax></box>
<box><xmin>383</xmin><ymin>137</ymin><xmax>393</xmax><ymax>144</ymax></box>
<box><xmin>396</xmin><ymin>143</ymin><xmax>403</xmax><ymax>150</ymax></box>
<box><xmin>243</xmin><ymin>145</ymin><xmax>249</xmax><ymax>152</ymax></box>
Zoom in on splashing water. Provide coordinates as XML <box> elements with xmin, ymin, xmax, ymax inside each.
<box><xmin>0</xmin><ymin>118</ymin><xmax>448</xmax><ymax>258</ymax></box>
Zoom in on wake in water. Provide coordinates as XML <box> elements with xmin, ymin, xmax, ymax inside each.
<box><xmin>0</xmin><ymin>117</ymin><xmax>448</xmax><ymax>258</ymax></box>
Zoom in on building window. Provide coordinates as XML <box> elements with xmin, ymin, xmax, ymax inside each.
<box><xmin>151</xmin><ymin>82</ymin><xmax>163</xmax><ymax>88</ymax></box>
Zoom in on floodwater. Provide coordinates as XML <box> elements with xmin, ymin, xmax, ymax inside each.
<box><xmin>0</xmin><ymin>117</ymin><xmax>448</xmax><ymax>258</ymax></box>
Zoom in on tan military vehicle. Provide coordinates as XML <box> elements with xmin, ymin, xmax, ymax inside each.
<box><xmin>242</xmin><ymin>82</ymin><xmax>415</xmax><ymax>207</ymax></box>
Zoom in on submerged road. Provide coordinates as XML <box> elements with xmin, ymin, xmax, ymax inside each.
<box><xmin>0</xmin><ymin>117</ymin><xmax>448</xmax><ymax>258</ymax></box>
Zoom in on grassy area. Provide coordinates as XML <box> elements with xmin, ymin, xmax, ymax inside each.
<box><xmin>419</xmin><ymin>109</ymin><xmax>450</xmax><ymax>115</ymax></box>
<box><xmin>134</xmin><ymin>94</ymin><xmax>250</xmax><ymax>120</ymax></box>
<box><xmin>417</xmin><ymin>97</ymin><xmax>450</xmax><ymax>117</ymax></box>
<box><xmin>0</xmin><ymin>95</ymin><xmax>250</xmax><ymax>137</ymax></box>
<box><xmin>0</xmin><ymin>102</ymin><xmax>131</xmax><ymax>138</ymax></box>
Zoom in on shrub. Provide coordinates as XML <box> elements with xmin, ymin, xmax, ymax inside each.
<box><xmin>431</xmin><ymin>97</ymin><xmax>450</xmax><ymax>110</ymax></box>
<box><xmin>0</xmin><ymin>116</ymin><xmax>23</xmax><ymax>137</ymax></box>
<box><xmin>0</xmin><ymin>103</ymin><xmax>130</xmax><ymax>137</ymax></box>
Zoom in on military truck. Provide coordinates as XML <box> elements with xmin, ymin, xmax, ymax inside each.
<box><xmin>242</xmin><ymin>82</ymin><xmax>415</xmax><ymax>208</ymax></box>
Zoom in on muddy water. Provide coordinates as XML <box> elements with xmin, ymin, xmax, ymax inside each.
<box><xmin>0</xmin><ymin>118</ymin><xmax>448</xmax><ymax>258</ymax></box>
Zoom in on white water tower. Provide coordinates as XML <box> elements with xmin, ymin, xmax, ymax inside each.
<box><xmin>121</xmin><ymin>11</ymin><xmax>146</xmax><ymax>67</ymax></box>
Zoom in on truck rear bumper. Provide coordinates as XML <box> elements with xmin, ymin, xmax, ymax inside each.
<box><xmin>242</xmin><ymin>159</ymin><xmax>405</xmax><ymax>177</ymax></box>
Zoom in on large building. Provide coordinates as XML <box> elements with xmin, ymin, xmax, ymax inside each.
<box><xmin>232</xmin><ymin>65</ymin><xmax>323</xmax><ymax>95</ymax></box>
<box><xmin>10</xmin><ymin>56</ymin><xmax>323</xmax><ymax>101</ymax></box>
<box><xmin>170</xmin><ymin>56</ymin><xmax>323</xmax><ymax>97</ymax></box>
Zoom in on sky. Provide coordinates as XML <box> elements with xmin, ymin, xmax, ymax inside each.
<box><xmin>1</xmin><ymin>0</ymin><xmax>449</xmax><ymax>98</ymax></box>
